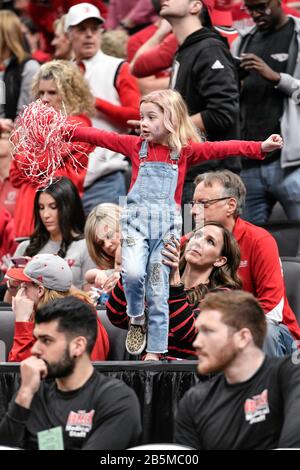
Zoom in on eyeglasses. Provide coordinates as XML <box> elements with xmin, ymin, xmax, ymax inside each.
<box><xmin>189</xmin><ymin>197</ymin><xmax>234</xmax><ymax>208</ymax></box>
<box><xmin>241</xmin><ymin>0</ymin><xmax>272</xmax><ymax>14</ymax></box>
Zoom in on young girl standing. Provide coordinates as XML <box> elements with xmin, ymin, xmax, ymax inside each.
<box><xmin>70</xmin><ymin>89</ymin><xmax>282</xmax><ymax>361</ymax></box>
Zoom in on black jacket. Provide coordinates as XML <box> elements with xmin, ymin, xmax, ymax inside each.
<box><xmin>4</xmin><ymin>56</ymin><xmax>30</xmax><ymax>120</ymax></box>
<box><xmin>171</xmin><ymin>28</ymin><xmax>241</xmax><ymax>176</ymax></box>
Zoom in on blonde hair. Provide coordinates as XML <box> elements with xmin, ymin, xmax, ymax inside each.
<box><xmin>85</xmin><ymin>203</ymin><xmax>121</xmax><ymax>269</ymax></box>
<box><xmin>101</xmin><ymin>30</ymin><xmax>128</xmax><ymax>58</ymax></box>
<box><xmin>140</xmin><ymin>89</ymin><xmax>202</xmax><ymax>153</ymax></box>
<box><xmin>32</xmin><ymin>60</ymin><xmax>95</xmax><ymax>116</ymax></box>
<box><xmin>37</xmin><ymin>286</ymin><xmax>94</xmax><ymax>310</ymax></box>
<box><xmin>53</xmin><ymin>15</ymin><xmax>66</xmax><ymax>36</ymax></box>
<box><xmin>0</xmin><ymin>10</ymin><xmax>29</xmax><ymax>63</ymax></box>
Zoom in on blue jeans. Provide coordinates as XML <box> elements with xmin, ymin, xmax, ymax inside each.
<box><xmin>241</xmin><ymin>160</ymin><xmax>300</xmax><ymax>224</ymax></box>
<box><xmin>263</xmin><ymin>322</ymin><xmax>296</xmax><ymax>357</ymax></box>
<box><xmin>121</xmin><ymin>160</ymin><xmax>181</xmax><ymax>354</ymax></box>
<box><xmin>82</xmin><ymin>170</ymin><xmax>127</xmax><ymax>216</ymax></box>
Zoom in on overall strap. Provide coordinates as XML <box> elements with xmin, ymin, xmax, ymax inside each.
<box><xmin>170</xmin><ymin>150</ymin><xmax>179</xmax><ymax>162</ymax></box>
<box><xmin>139</xmin><ymin>140</ymin><xmax>148</xmax><ymax>164</ymax></box>
<box><xmin>170</xmin><ymin>149</ymin><xmax>179</xmax><ymax>168</ymax></box>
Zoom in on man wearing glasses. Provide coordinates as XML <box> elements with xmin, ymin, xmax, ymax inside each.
<box><xmin>231</xmin><ymin>0</ymin><xmax>300</xmax><ymax>224</ymax></box>
<box><xmin>189</xmin><ymin>169</ymin><xmax>300</xmax><ymax>357</ymax></box>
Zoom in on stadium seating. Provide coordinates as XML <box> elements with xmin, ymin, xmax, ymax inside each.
<box><xmin>260</xmin><ymin>222</ymin><xmax>300</xmax><ymax>257</ymax></box>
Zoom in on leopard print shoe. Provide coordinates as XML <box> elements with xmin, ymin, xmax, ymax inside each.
<box><xmin>126</xmin><ymin>322</ymin><xmax>147</xmax><ymax>355</ymax></box>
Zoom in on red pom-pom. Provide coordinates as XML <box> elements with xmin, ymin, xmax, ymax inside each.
<box><xmin>10</xmin><ymin>100</ymin><xmax>85</xmax><ymax>187</ymax></box>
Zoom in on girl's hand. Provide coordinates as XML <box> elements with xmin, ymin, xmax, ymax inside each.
<box><xmin>261</xmin><ymin>134</ymin><xmax>283</xmax><ymax>153</ymax></box>
<box><xmin>12</xmin><ymin>287</ymin><xmax>34</xmax><ymax>322</ymax></box>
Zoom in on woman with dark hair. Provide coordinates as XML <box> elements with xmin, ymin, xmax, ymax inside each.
<box><xmin>10</xmin><ymin>177</ymin><xmax>95</xmax><ymax>290</ymax></box>
<box><xmin>106</xmin><ymin>222</ymin><xmax>242</xmax><ymax>360</ymax></box>
<box><xmin>176</xmin><ymin>221</ymin><xmax>241</xmax><ymax>308</ymax></box>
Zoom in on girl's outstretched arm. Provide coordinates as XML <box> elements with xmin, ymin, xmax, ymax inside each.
<box><xmin>71</xmin><ymin>126</ymin><xmax>139</xmax><ymax>160</ymax></box>
<box><xmin>188</xmin><ymin>134</ymin><xmax>283</xmax><ymax>166</ymax></box>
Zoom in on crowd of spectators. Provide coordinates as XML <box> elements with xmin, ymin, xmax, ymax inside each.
<box><xmin>1</xmin><ymin>0</ymin><xmax>300</xmax><ymax>450</ymax></box>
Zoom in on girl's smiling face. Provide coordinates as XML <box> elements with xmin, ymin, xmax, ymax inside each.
<box><xmin>140</xmin><ymin>102</ymin><xmax>169</xmax><ymax>145</ymax></box>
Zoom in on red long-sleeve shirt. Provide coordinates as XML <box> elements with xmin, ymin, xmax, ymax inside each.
<box><xmin>233</xmin><ymin>217</ymin><xmax>300</xmax><ymax>340</ymax></box>
<box><xmin>131</xmin><ymin>33</ymin><xmax>178</xmax><ymax>78</ymax></box>
<box><xmin>127</xmin><ymin>24</ymin><xmax>158</xmax><ymax>62</ymax></box>
<box><xmin>72</xmin><ymin>126</ymin><xmax>264</xmax><ymax>205</ymax></box>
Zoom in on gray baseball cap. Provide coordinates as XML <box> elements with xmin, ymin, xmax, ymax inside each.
<box><xmin>9</xmin><ymin>254</ymin><xmax>73</xmax><ymax>292</ymax></box>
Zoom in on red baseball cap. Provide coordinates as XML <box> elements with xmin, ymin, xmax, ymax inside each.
<box><xmin>5</xmin><ymin>267</ymin><xmax>33</xmax><ymax>284</ymax></box>
<box><xmin>5</xmin><ymin>256</ymin><xmax>32</xmax><ymax>283</ymax></box>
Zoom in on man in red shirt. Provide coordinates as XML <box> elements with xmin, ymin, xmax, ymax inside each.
<box><xmin>190</xmin><ymin>169</ymin><xmax>300</xmax><ymax>356</ymax></box>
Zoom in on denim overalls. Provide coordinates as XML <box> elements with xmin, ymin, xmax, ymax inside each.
<box><xmin>121</xmin><ymin>141</ymin><xmax>182</xmax><ymax>353</ymax></box>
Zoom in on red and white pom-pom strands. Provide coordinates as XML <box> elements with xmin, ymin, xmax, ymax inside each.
<box><xmin>10</xmin><ymin>100</ymin><xmax>85</xmax><ymax>188</ymax></box>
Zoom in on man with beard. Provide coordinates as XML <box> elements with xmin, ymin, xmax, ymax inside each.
<box><xmin>0</xmin><ymin>296</ymin><xmax>142</xmax><ymax>450</ymax></box>
<box><xmin>231</xmin><ymin>0</ymin><xmax>300</xmax><ymax>223</ymax></box>
<box><xmin>174</xmin><ymin>290</ymin><xmax>300</xmax><ymax>450</ymax></box>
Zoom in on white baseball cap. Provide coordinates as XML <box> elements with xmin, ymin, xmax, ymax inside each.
<box><xmin>65</xmin><ymin>2</ymin><xmax>104</xmax><ymax>31</ymax></box>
